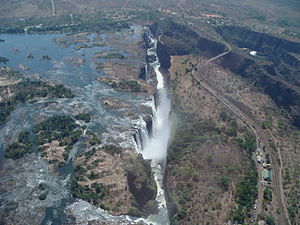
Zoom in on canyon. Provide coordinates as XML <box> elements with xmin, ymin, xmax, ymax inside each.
<box><xmin>0</xmin><ymin>1</ymin><xmax>299</xmax><ymax>225</ymax></box>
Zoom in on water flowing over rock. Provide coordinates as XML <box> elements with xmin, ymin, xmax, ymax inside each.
<box><xmin>134</xmin><ymin>28</ymin><xmax>171</xmax><ymax>225</ymax></box>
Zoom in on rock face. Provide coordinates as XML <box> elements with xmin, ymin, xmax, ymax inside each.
<box><xmin>150</xmin><ymin>21</ymin><xmax>300</xmax><ymax>224</ymax></box>
<box><xmin>215</xmin><ymin>26</ymin><xmax>300</xmax><ymax>128</ymax></box>
<box><xmin>149</xmin><ymin>20</ymin><xmax>226</xmax><ymax>71</ymax></box>
<box><xmin>126</xmin><ymin>155</ymin><xmax>157</xmax><ymax>216</ymax></box>
<box><xmin>216</xmin><ymin>25</ymin><xmax>300</xmax><ymax>86</ymax></box>
<box><xmin>71</xmin><ymin>147</ymin><xmax>157</xmax><ymax>217</ymax></box>
<box><xmin>151</xmin><ymin>21</ymin><xmax>300</xmax><ymax>128</ymax></box>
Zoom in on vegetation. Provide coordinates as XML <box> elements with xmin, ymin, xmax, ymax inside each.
<box><xmin>4</xmin><ymin>131</ymin><xmax>33</xmax><ymax>159</ymax></box>
<box><xmin>0</xmin><ymin>80</ymin><xmax>74</xmax><ymax>125</ymax></box>
<box><xmin>263</xmin><ymin>187</ymin><xmax>272</xmax><ymax>202</ymax></box>
<box><xmin>234</xmin><ymin>132</ymin><xmax>256</xmax><ymax>154</ymax></box>
<box><xmin>86</xmin><ymin>131</ymin><xmax>101</xmax><ymax>146</ymax></box>
<box><xmin>110</xmin><ymin>79</ymin><xmax>141</xmax><ymax>92</ymax></box>
<box><xmin>126</xmin><ymin>154</ymin><xmax>157</xmax><ymax>216</ymax></box>
<box><xmin>40</xmin><ymin>55</ymin><xmax>51</xmax><ymax>61</ymax></box>
<box><xmin>230</xmin><ymin>169</ymin><xmax>258</xmax><ymax>223</ymax></box>
<box><xmin>166</xmin><ymin>117</ymin><xmax>236</xmax><ymax>224</ymax></box>
<box><xmin>94</xmin><ymin>62</ymin><xmax>104</xmax><ymax>71</ymax></box>
<box><xmin>168</xmin><ymin>119</ymin><xmax>218</xmax><ymax>163</ymax></box>
<box><xmin>94</xmin><ymin>52</ymin><xmax>126</xmax><ymax>59</ymax></box>
<box><xmin>71</xmin><ymin>153</ymin><xmax>110</xmax><ymax>206</ymax></box>
<box><xmin>219</xmin><ymin>175</ymin><xmax>230</xmax><ymax>191</ymax></box>
<box><xmin>0</xmin><ymin>13</ymin><xmax>130</xmax><ymax>34</ymax></box>
<box><xmin>70</xmin><ymin>178</ymin><xmax>108</xmax><ymax>204</ymax></box>
<box><xmin>265</xmin><ymin>215</ymin><xmax>276</xmax><ymax>225</ymax></box>
<box><xmin>38</xmin><ymin>183</ymin><xmax>47</xmax><ymax>191</ymax></box>
<box><xmin>153</xmin><ymin>20</ymin><xmax>226</xmax><ymax>58</ymax></box>
<box><xmin>75</xmin><ymin>113</ymin><xmax>91</xmax><ymax>123</ymax></box>
<box><xmin>262</xmin><ymin>119</ymin><xmax>272</xmax><ymax>129</ymax></box>
<box><xmin>33</xmin><ymin>115</ymin><xmax>80</xmax><ymax>145</ymax></box>
<box><xmin>38</xmin><ymin>192</ymin><xmax>48</xmax><ymax>201</ymax></box>
<box><xmin>33</xmin><ymin>115</ymin><xmax>82</xmax><ymax>162</ymax></box>
<box><xmin>236</xmin><ymin>170</ymin><xmax>258</xmax><ymax>208</ymax></box>
<box><xmin>5</xmin><ymin>114</ymin><xmax>82</xmax><ymax>166</ymax></box>
<box><xmin>103</xmin><ymin>144</ymin><xmax>122</xmax><ymax>156</ymax></box>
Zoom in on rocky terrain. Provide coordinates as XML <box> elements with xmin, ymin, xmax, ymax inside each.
<box><xmin>0</xmin><ymin>1</ymin><xmax>299</xmax><ymax>224</ymax></box>
<box><xmin>149</xmin><ymin>20</ymin><xmax>300</xmax><ymax>225</ymax></box>
<box><xmin>215</xmin><ymin>26</ymin><xmax>300</xmax><ymax>128</ymax></box>
<box><xmin>71</xmin><ymin>146</ymin><xmax>157</xmax><ymax>217</ymax></box>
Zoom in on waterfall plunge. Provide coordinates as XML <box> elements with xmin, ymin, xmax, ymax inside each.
<box><xmin>142</xmin><ymin>67</ymin><xmax>171</xmax><ymax>161</ymax></box>
<box><xmin>140</xmin><ymin>29</ymin><xmax>172</xmax><ymax>162</ymax></box>
<box><xmin>134</xmin><ymin>28</ymin><xmax>171</xmax><ymax>225</ymax></box>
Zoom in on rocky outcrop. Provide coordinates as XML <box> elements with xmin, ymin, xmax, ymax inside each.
<box><xmin>72</xmin><ymin>147</ymin><xmax>157</xmax><ymax>217</ymax></box>
<box><xmin>126</xmin><ymin>154</ymin><xmax>157</xmax><ymax>216</ymax></box>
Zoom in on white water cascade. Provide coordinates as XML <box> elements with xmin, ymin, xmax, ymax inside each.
<box><xmin>134</xmin><ymin>28</ymin><xmax>172</xmax><ymax>225</ymax></box>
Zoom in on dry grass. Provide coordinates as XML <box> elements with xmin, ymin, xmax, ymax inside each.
<box><xmin>167</xmin><ymin>55</ymin><xmax>254</xmax><ymax>224</ymax></box>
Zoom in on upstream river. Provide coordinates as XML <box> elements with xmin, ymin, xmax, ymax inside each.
<box><xmin>0</xmin><ymin>27</ymin><xmax>170</xmax><ymax>225</ymax></box>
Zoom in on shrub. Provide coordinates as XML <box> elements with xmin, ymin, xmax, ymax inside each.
<box><xmin>75</xmin><ymin>113</ymin><xmax>91</xmax><ymax>123</ymax></box>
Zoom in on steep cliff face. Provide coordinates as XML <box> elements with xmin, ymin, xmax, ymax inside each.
<box><xmin>216</xmin><ymin>26</ymin><xmax>300</xmax><ymax>86</ymax></box>
<box><xmin>126</xmin><ymin>154</ymin><xmax>157</xmax><ymax>217</ymax></box>
<box><xmin>216</xmin><ymin>26</ymin><xmax>300</xmax><ymax>55</ymax></box>
<box><xmin>149</xmin><ymin>20</ymin><xmax>226</xmax><ymax>71</ymax></box>
<box><xmin>215</xmin><ymin>26</ymin><xmax>300</xmax><ymax>128</ymax></box>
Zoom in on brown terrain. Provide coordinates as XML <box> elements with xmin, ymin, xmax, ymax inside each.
<box><xmin>165</xmin><ymin>48</ymin><xmax>300</xmax><ymax>224</ymax></box>
<box><xmin>166</xmin><ymin>55</ymin><xmax>257</xmax><ymax>224</ymax></box>
<box><xmin>73</xmin><ymin>147</ymin><xmax>136</xmax><ymax>215</ymax></box>
<box><xmin>0</xmin><ymin>0</ymin><xmax>299</xmax><ymax>224</ymax></box>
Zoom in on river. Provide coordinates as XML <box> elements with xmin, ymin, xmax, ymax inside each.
<box><xmin>0</xmin><ymin>27</ymin><xmax>171</xmax><ymax>225</ymax></box>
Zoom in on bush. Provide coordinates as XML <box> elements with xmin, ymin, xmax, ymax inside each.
<box><xmin>230</xmin><ymin>206</ymin><xmax>245</xmax><ymax>223</ymax></box>
<box><xmin>4</xmin><ymin>131</ymin><xmax>33</xmax><ymax>159</ymax></box>
<box><xmin>128</xmin><ymin>207</ymin><xmax>142</xmax><ymax>217</ymax></box>
<box><xmin>38</xmin><ymin>192</ymin><xmax>48</xmax><ymax>201</ymax></box>
<box><xmin>266</xmin><ymin>215</ymin><xmax>275</xmax><ymax>225</ymax></box>
<box><xmin>263</xmin><ymin>188</ymin><xmax>272</xmax><ymax>202</ymax></box>
<box><xmin>103</xmin><ymin>144</ymin><xmax>122</xmax><ymax>155</ymax></box>
<box><xmin>235</xmin><ymin>132</ymin><xmax>256</xmax><ymax>153</ymax></box>
<box><xmin>75</xmin><ymin>113</ymin><xmax>91</xmax><ymax>123</ymax></box>
<box><xmin>236</xmin><ymin>170</ymin><xmax>258</xmax><ymax>208</ymax></box>
<box><xmin>38</xmin><ymin>183</ymin><xmax>47</xmax><ymax>190</ymax></box>
<box><xmin>219</xmin><ymin>175</ymin><xmax>230</xmax><ymax>191</ymax></box>
<box><xmin>0</xmin><ymin>79</ymin><xmax>74</xmax><ymax>126</ymax></box>
<box><xmin>70</xmin><ymin>179</ymin><xmax>107</xmax><ymax>204</ymax></box>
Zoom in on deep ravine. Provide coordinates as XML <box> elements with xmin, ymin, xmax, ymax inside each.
<box><xmin>134</xmin><ymin>28</ymin><xmax>171</xmax><ymax>225</ymax></box>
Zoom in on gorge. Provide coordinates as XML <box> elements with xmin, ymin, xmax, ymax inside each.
<box><xmin>0</xmin><ymin>6</ymin><xmax>300</xmax><ymax>224</ymax></box>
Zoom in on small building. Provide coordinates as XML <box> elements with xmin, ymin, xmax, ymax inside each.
<box><xmin>262</xmin><ymin>169</ymin><xmax>272</xmax><ymax>181</ymax></box>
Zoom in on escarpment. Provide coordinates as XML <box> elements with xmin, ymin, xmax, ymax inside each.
<box><xmin>149</xmin><ymin>20</ymin><xmax>226</xmax><ymax>71</ymax></box>
<box><xmin>215</xmin><ymin>26</ymin><xmax>300</xmax><ymax>128</ymax></box>
<box><xmin>152</xmin><ymin>22</ymin><xmax>300</xmax><ymax>128</ymax></box>
<box><xmin>149</xmin><ymin>21</ymin><xmax>300</xmax><ymax>224</ymax></box>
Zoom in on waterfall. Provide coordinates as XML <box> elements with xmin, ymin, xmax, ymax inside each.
<box><xmin>134</xmin><ymin>28</ymin><xmax>171</xmax><ymax>225</ymax></box>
